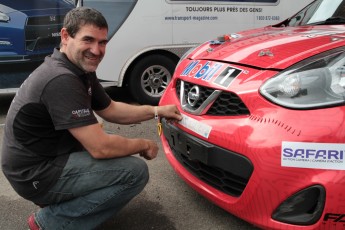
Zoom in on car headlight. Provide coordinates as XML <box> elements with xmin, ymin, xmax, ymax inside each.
<box><xmin>181</xmin><ymin>46</ymin><xmax>198</xmax><ymax>60</ymax></box>
<box><xmin>0</xmin><ymin>11</ymin><xmax>10</xmax><ymax>22</ymax></box>
<box><xmin>260</xmin><ymin>48</ymin><xmax>345</xmax><ymax>109</ymax></box>
<box><xmin>173</xmin><ymin>46</ymin><xmax>199</xmax><ymax>75</ymax></box>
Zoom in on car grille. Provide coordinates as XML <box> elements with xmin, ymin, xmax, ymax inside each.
<box><xmin>162</xmin><ymin>119</ymin><xmax>253</xmax><ymax>197</ymax></box>
<box><xmin>25</xmin><ymin>15</ymin><xmax>66</xmax><ymax>52</ymax></box>
<box><xmin>176</xmin><ymin>79</ymin><xmax>250</xmax><ymax>116</ymax></box>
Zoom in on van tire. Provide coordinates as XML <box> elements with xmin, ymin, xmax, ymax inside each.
<box><xmin>128</xmin><ymin>54</ymin><xmax>176</xmax><ymax>105</ymax></box>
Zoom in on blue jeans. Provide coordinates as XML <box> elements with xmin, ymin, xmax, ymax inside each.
<box><xmin>33</xmin><ymin>151</ymin><xmax>149</xmax><ymax>230</ymax></box>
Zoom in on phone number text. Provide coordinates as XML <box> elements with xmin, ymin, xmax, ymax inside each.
<box><xmin>257</xmin><ymin>16</ymin><xmax>280</xmax><ymax>20</ymax></box>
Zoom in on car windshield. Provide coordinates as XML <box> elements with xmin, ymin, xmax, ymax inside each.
<box><xmin>284</xmin><ymin>0</ymin><xmax>345</xmax><ymax>26</ymax></box>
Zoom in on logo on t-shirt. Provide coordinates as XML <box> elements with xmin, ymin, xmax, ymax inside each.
<box><xmin>72</xmin><ymin>109</ymin><xmax>91</xmax><ymax>118</ymax></box>
<box><xmin>33</xmin><ymin>181</ymin><xmax>39</xmax><ymax>189</ymax></box>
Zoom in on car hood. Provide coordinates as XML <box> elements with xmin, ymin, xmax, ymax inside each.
<box><xmin>0</xmin><ymin>0</ymin><xmax>74</xmax><ymax>14</ymax></box>
<box><xmin>191</xmin><ymin>25</ymin><xmax>345</xmax><ymax>70</ymax></box>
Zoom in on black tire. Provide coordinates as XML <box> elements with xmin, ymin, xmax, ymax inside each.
<box><xmin>128</xmin><ymin>54</ymin><xmax>176</xmax><ymax>105</ymax></box>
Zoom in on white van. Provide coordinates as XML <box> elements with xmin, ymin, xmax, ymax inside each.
<box><xmin>80</xmin><ymin>0</ymin><xmax>313</xmax><ymax>104</ymax></box>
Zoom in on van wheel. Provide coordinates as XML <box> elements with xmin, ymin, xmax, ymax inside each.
<box><xmin>128</xmin><ymin>55</ymin><xmax>176</xmax><ymax>105</ymax></box>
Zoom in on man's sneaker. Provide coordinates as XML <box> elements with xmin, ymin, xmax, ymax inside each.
<box><xmin>27</xmin><ymin>214</ymin><xmax>40</xmax><ymax>230</ymax></box>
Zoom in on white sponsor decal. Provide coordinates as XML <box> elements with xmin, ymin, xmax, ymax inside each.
<box><xmin>282</xmin><ymin>141</ymin><xmax>345</xmax><ymax>170</ymax></box>
<box><xmin>51</xmin><ymin>32</ymin><xmax>61</xmax><ymax>37</ymax></box>
<box><xmin>179</xmin><ymin>114</ymin><xmax>212</xmax><ymax>139</ymax></box>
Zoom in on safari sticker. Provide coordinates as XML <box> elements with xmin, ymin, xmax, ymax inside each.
<box><xmin>282</xmin><ymin>141</ymin><xmax>345</xmax><ymax>170</ymax></box>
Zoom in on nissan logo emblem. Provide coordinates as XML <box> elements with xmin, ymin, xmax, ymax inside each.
<box><xmin>187</xmin><ymin>85</ymin><xmax>200</xmax><ymax>107</ymax></box>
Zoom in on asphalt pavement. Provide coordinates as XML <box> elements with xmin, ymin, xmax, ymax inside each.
<box><xmin>0</xmin><ymin>88</ymin><xmax>258</xmax><ymax>230</ymax></box>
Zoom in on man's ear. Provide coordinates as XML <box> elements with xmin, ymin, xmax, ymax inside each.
<box><xmin>60</xmin><ymin>28</ymin><xmax>69</xmax><ymax>45</ymax></box>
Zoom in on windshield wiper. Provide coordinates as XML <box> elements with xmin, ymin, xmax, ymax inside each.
<box><xmin>310</xmin><ymin>16</ymin><xmax>345</xmax><ymax>25</ymax></box>
<box><xmin>325</xmin><ymin>17</ymin><xmax>345</xmax><ymax>24</ymax></box>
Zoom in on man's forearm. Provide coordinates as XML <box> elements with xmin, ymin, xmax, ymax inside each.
<box><xmin>97</xmin><ymin>102</ymin><xmax>155</xmax><ymax>124</ymax></box>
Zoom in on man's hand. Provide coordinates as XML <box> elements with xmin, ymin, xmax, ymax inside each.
<box><xmin>156</xmin><ymin>105</ymin><xmax>182</xmax><ymax>122</ymax></box>
<box><xmin>139</xmin><ymin>139</ymin><xmax>159</xmax><ymax>160</ymax></box>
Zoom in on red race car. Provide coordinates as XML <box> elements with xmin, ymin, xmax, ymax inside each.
<box><xmin>159</xmin><ymin>0</ymin><xmax>345</xmax><ymax>229</ymax></box>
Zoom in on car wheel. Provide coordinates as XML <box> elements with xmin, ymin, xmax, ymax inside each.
<box><xmin>128</xmin><ymin>54</ymin><xmax>176</xmax><ymax>105</ymax></box>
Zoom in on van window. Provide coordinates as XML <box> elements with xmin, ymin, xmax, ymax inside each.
<box><xmin>83</xmin><ymin>0</ymin><xmax>137</xmax><ymax>38</ymax></box>
<box><xmin>169</xmin><ymin>0</ymin><xmax>279</xmax><ymax>4</ymax></box>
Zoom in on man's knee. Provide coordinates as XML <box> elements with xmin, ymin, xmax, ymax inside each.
<box><xmin>127</xmin><ymin>157</ymin><xmax>149</xmax><ymax>187</ymax></box>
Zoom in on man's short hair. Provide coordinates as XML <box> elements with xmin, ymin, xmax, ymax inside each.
<box><xmin>63</xmin><ymin>7</ymin><xmax>108</xmax><ymax>38</ymax></box>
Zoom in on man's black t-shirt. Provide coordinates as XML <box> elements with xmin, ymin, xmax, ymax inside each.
<box><xmin>1</xmin><ymin>48</ymin><xmax>111</xmax><ymax>200</ymax></box>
